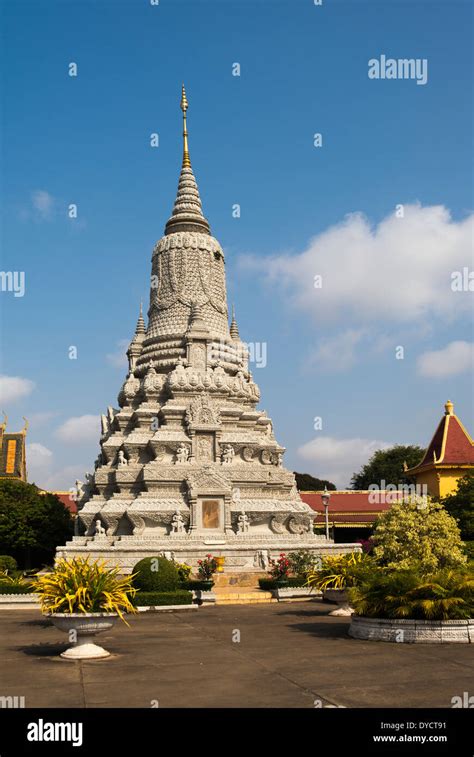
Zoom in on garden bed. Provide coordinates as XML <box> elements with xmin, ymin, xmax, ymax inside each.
<box><xmin>349</xmin><ymin>615</ymin><xmax>474</xmax><ymax>644</ymax></box>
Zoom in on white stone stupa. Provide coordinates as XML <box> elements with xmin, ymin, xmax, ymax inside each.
<box><xmin>58</xmin><ymin>86</ymin><xmax>343</xmax><ymax>572</ymax></box>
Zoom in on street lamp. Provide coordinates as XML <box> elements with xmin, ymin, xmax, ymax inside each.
<box><xmin>321</xmin><ymin>486</ymin><xmax>331</xmax><ymax>541</ymax></box>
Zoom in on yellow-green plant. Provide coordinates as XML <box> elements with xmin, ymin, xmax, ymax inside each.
<box><xmin>0</xmin><ymin>570</ymin><xmax>29</xmax><ymax>589</ymax></box>
<box><xmin>372</xmin><ymin>496</ymin><xmax>467</xmax><ymax>572</ymax></box>
<box><xmin>348</xmin><ymin>567</ymin><xmax>474</xmax><ymax>620</ymax></box>
<box><xmin>31</xmin><ymin>557</ymin><xmax>137</xmax><ymax>623</ymax></box>
<box><xmin>306</xmin><ymin>551</ymin><xmax>371</xmax><ymax>591</ymax></box>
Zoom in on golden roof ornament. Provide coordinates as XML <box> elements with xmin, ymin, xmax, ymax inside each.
<box><xmin>444</xmin><ymin>400</ymin><xmax>454</xmax><ymax>416</ymax></box>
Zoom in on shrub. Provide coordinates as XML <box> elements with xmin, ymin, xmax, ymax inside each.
<box><xmin>0</xmin><ymin>571</ymin><xmax>30</xmax><ymax>589</ymax></box>
<box><xmin>348</xmin><ymin>566</ymin><xmax>474</xmax><ymax>621</ymax></box>
<box><xmin>287</xmin><ymin>549</ymin><xmax>318</xmax><ymax>577</ymax></box>
<box><xmin>0</xmin><ymin>584</ymin><xmax>34</xmax><ymax>594</ymax></box>
<box><xmin>371</xmin><ymin>496</ymin><xmax>466</xmax><ymax>572</ymax></box>
<box><xmin>31</xmin><ymin>556</ymin><xmax>137</xmax><ymax>623</ymax></box>
<box><xmin>132</xmin><ymin>556</ymin><xmax>180</xmax><ymax>592</ymax></box>
<box><xmin>269</xmin><ymin>553</ymin><xmax>291</xmax><ymax>581</ymax></box>
<box><xmin>175</xmin><ymin>562</ymin><xmax>192</xmax><ymax>582</ymax></box>
<box><xmin>0</xmin><ymin>556</ymin><xmax>17</xmax><ymax>573</ymax></box>
<box><xmin>131</xmin><ymin>590</ymin><xmax>193</xmax><ymax>607</ymax></box>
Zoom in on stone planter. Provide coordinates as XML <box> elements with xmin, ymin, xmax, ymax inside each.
<box><xmin>275</xmin><ymin>579</ymin><xmax>289</xmax><ymax>588</ymax></box>
<box><xmin>349</xmin><ymin>616</ymin><xmax>474</xmax><ymax>644</ymax></box>
<box><xmin>323</xmin><ymin>588</ymin><xmax>354</xmax><ymax>616</ymax></box>
<box><xmin>272</xmin><ymin>586</ymin><xmax>319</xmax><ymax>600</ymax></box>
<box><xmin>50</xmin><ymin>613</ymin><xmax>118</xmax><ymax>659</ymax></box>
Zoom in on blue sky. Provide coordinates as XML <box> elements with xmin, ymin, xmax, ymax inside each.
<box><xmin>1</xmin><ymin>0</ymin><xmax>473</xmax><ymax>489</ymax></box>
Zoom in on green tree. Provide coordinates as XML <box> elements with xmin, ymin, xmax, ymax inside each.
<box><xmin>371</xmin><ymin>496</ymin><xmax>467</xmax><ymax>572</ymax></box>
<box><xmin>294</xmin><ymin>472</ymin><xmax>336</xmax><ymax>491</ymax></box>
<box><xmin>0</xmin><ymin>480</ymin><xmax>74</xmax><ymax>569</ymax></box>
<box><xmin>441</xmin><ymin>473</ymin><xmax>474</xmax><ymax>541</ymax></box>
<box><xmin>350</xmin><ymin>445</ymin><xmax>425</xmax><ymax>490</ymax></box>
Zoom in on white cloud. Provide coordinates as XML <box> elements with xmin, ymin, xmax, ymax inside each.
<box><xmin>417</xmin><ymin>340</ymin><xmax>474</xmax><ymax>378</ymax></box>
<box><xmin>40</xmin><ymin>464</ymin><xmax>88</xmax><ymax>492</ymax></box>
<box><xmin>242</xmin><ymin>204</ymin><xmax>473</xmax><ymax>325</ymax></box>
<box><xmin>26</xmin><ymin>442</ymin><xmax>53</xmax><ymax>484</ymax></box>
<box><xmin>308</xmin><ymin>329</ymin><xmax>367</xmax><ymax>372</ymax></box>
<box><xmin>106</xmin><ymin>339</ymin><xmax>129</xmax><ymax>369</ymax></box>
<box><xmin>26</xmin><ymin>442</ymin><xmax>88</xmax><ymax>491</ymax></box>
<box><xmin>28</xmin><ymin>411</ymin><xmax>58</xmax><ymax>427</ymax></box>
<box><xmin>55</xmin><ymin>415</ymin><xmax>99</xmax><ymax>444</ymax></box>
<box><xmin>297</xmin><ymin>435</ymin><xmax>393</xmax><ymax>489</ymax></box>
<box><xmin>32</xmin><ymin>189</ymin><xmax>54</xmax><ymax>219</ymax></box>
<box><xmin>0</xmin><ymin>375</ymin><xmax>35</xmax><ymax>404</ymax></box>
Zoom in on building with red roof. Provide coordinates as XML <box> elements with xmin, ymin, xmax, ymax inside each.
<box><xmin>299</xmin><ymin>490</ymin><xmax>398</xmax><ymax>543</ymax></box>
<box><xmin>405</xmin><ymin>400</ymin><xmax>474</xmax><ymax>498</ymax></box>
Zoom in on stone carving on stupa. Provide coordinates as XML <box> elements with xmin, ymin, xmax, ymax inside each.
<box><xmin>57</xmin><ymin>85</ymin><xmax>341</xmax><ymax>572</ymax></box>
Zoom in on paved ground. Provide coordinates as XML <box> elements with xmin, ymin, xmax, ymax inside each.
<box><xmin>1</xmin><ymin>602</ymin><xmax>472</xmax><ymax>708</ymax></box>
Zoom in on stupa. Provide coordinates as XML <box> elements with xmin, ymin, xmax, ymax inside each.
<box><xmin>58</xmin><ymin>87</ymin><xmax>341</xmax><ymax>572</ymax></box>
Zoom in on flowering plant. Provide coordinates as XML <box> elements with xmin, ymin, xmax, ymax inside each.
<box><xmin>269</xmin><ymin>553</ymin><xmax>291</xmax><ymax>581</ymax></box>
<box><xmin>197</xmin><ymin>554</ymin><xmax>218</xmax><ymax>580</ymax></box>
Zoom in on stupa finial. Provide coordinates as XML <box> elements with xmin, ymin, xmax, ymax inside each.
<box><xmin>135</xmin><ymin>302</ymin><xmax>146</xmax><ymax>336</ymax></box>
<box><xmin>180</xmin><ymin>84</ymin><xmax>191</xmax><ymax>169</ymax></box>
<box><xmin>230</xmin><ymin>304</ymin><xmax>240</xmax><ymax>340</ymax></box>
<box><xmin>164</xmin><ymin>85</ymin><xmax>210</xmax><ymax>235</ymax></box>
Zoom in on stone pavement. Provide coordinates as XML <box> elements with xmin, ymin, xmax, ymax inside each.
<box><xmin>0</xmin><ymin>602</ymin><xmax>472</xmax><ymax>708</ymax></box>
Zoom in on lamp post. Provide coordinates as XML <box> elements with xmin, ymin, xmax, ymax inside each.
<box><xmin>321</xmin><ymin>486</ymin><xmax>331</xmax><ymax>541</ymax></box>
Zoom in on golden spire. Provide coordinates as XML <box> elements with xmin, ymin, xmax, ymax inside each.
<box><xmin>180</xmin><ymin>84</ymin><xmax>191</xmax><ymax>168</ymax></box>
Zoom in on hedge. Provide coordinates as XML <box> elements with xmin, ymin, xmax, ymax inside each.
<box><xmin>180</xmin><ymin>579</ymin><xmax>214</xmax><ymax>591</ymax></box>
<box><xmin>258</xmin><ymin>576</ymin><xmax>310</xmax><ymax>591</ymax></box>
<box><xmin>131</xmin><ymin>590</ymin><xmax>193</xmax><ymax>607</ymax></box>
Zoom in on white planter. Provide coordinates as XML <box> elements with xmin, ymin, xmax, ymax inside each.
<box><xmin>349</xmin><ymin>616</ymin><xmax>474</xmax><ymax>644</ymax></box>
<box><xmin>137</xmin><ymin>603</ymin><xmax>198</xmax><ymax>612</ymax></box>
<box><xmin>272</xmin><ymin>587</ymin><xmax>320</xmax><ymax>600</ymax></box>
<box><xmin>50</xmin><ymin>613</ymin><xmax>118</xmax><ymax>659</ymax></box>
<box><xmin>323</xmin><ymin>589</ymin><xmax>354</xmax><ymax>616</ymax></box>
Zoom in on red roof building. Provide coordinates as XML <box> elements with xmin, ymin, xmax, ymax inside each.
<box><xmin>299</xmin><ymin>490</ymin><xmax>396</xmax><ymax>542</ymax></box>
<box><xmin>405</xmin><ymin>400</ymin><xmax>474</xmax><ymax>498</ymax></box>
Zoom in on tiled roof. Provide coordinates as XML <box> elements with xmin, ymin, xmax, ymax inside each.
<box><xmin>299</xmin><ymin>491</ymin><xmax>393</xmax><ymax>514</ymax></box>
<box><xmin>407</xmin><ymin>402</ymin><xmax>474</xmax><ymax>473</ymax></box>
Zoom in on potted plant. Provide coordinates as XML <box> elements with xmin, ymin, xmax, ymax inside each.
<box><xmin>307</xmin><ymin>552</ymin><xmax>369</xmax><ymax>616</ymax></box>
<box><xmin>214</xmin><ymin>555</ymin><xmax>225</xmax><ymax>573</ymax></box>
<box><xmin>348</xmin><ymin>566</ymin><xmax>474</xmax><ymax>643</ymax></box>
<box><xmin>31</xmin><ymin>556</ymin><xmax>137</xmax><ymax>659</ymax></box>
<box><xmin>269</xmin><ymin>553</ymin><xmax>291</xmax><ymax>587</ymax></box>
<box><xmin>197</xmin><ymin>554</ymin><xmax>218</xmax><ymax>590</ymax></box>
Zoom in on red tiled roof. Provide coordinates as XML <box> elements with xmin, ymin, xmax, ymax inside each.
<box><xmin>300</xmin><ymin>491</ymin><xmax>394</xmax><ymax>513</ymax></box>
<box><xmin>441</xmin><ymin>415</ymin><xmax>474</xmax><ymax>464</ymax></box>
<box><xmin>313</xmin><ymin>513</ymin><xmax>380</xmax><ymax>525</ymax></box>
